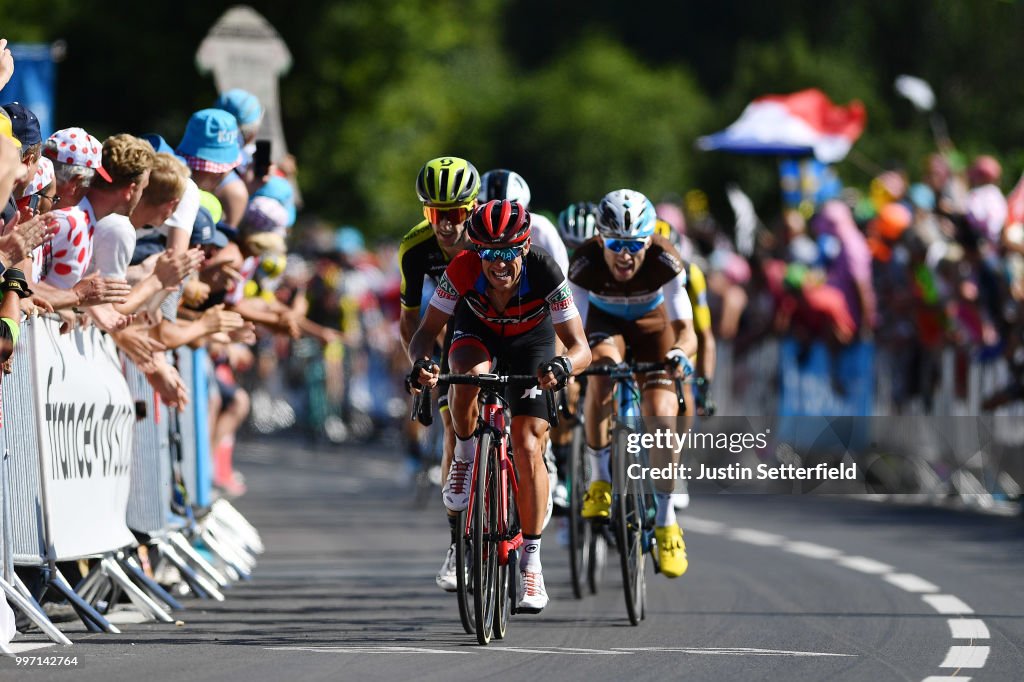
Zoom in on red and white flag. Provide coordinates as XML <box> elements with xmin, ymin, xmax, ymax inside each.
<box><xmin>697</xmin><ymin>88</ymin><xmax>867</xmax><ymax>163</ymax></box>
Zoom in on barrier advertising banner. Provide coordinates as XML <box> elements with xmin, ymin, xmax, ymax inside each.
<box><xmin>31</xmin><ymin>317</ymin><xmax>136</xmax><ymax>559</ymax></box>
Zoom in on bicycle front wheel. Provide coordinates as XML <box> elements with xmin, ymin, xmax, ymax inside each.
<box><xmin>567</xmin><ymin>421</ymin><xmax>591</xmax><ymax>598</ymax></box>
<box><xmin>472</xmin><ymin>431</ymin><xmax>499</xmax><ymax>645</ymax></box>
<box><xmin>614</xmin><ymin>426</ymin><xmax>646</xmax><ymax>626</ymax></box>
<box><xmin>455</xmin><ymin>509</ymin><xmax>475</xmax><ymax>635</ymax></box>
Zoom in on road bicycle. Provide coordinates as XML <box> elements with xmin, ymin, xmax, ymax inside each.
<box><xmin>413</xmin><ymin>372</ymin><xmax>556</xmax><ymax>644</ymax></box>
<box><xmin>579</xmin><ymin>361</ymin><xmax>686</xmax><ymax>625</ymax></box>
<box><xmin>559</xmin><ymin>380</ymin><xmax>610</xmax><ymax>599</ymax></box>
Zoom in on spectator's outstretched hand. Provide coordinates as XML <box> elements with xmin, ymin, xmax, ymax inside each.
<box><xmin>4</xmin><ymin>213</ymin><xmax>60</xmax><ymax>260</ymax></box>
<box><xmin>72</xmin><ymin>273</ymin><xmax>132</xmax><ymax>306</ymax></box>
<box><xmin>113</xmin><ymin>327</ymin><xmax>165</xmax><ymax>373</ymax></box>
<box><xmin>155</xmin><ymin>247</ymin><xmax>205</xmax><ymax>289</ymax></box>
<box><xmin>201</xmin><ymin>303</ymin><xmax>244</xmax><ymax>335</ymax></box>
<box><xmin>88</xmin><ymin>304</ymin><xmax>131</xmax><ymax>333</ymax></box>
<box><xmin>20</xmin><ymin>293</ymin><xmax>54</xmax><ymax>317</ymax></box>
<box><xmin>228</xmin><ymin>321</ymin><xmax>257</xmax><ymax>345</ymax></box>
<box><xmin>182</xmin><ymin>278</ymin><xmax>211</xmax><ymax>307</ymax></box>
<box><xmin>0</xmin><ymin>39</ymin><xmax>13</xmax><ymax>91</ymax></box>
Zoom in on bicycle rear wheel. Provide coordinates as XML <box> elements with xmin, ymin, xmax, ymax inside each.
<box><xmin>567</xmin><ymin>421</ymin><xmax>591</xmax><ymax>599</ymax></box>
<box><xmin>455</xmin><ymin>509</ymin><xmax>475</xmax><ymax>635</ymax></box>
<box><xmin>473</xmin><ymin>431</ymin><xmax>498</xmax><ymax>645</ymax></box>
<box><xmin>614</xmin><ymin>427</ymin><xmax>646</xmax><ymax>626</ymax></box>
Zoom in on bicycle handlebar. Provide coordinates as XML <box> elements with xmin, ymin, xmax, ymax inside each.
<box><xmin>579</xmin><ymin>361</ymin><xmax>690</xmax><ymax>414</ymax></box>
<box><xmin>410</xmin><ymin>373</ymin><xmax>558</xmax><ymax>427</ymax></box>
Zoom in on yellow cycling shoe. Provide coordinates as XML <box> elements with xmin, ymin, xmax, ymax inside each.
<box><xmin>581</xmin><ymin>480</ymin><xmax>612</xmax><ymax>519</ymax></box>
<box><xmin>655</xmin><ymin>524</ymin><xmax>688</xmax><ymax>578</ymax></box>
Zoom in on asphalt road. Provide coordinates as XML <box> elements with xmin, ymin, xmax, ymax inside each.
<box><xmin>5</xmin><ymin>437</ymin><xmax>1023</xmax><ymax>681</ymax></box>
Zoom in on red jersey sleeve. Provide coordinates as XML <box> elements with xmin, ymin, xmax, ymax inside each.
<box><xmin>427</xmin><ymin>251</ymin><xmax>479</xmax><ymax>315</ymax></box>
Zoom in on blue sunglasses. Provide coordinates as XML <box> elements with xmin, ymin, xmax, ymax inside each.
<box><xmin>478</xmin><ymin>246</ymin><xmax>525</xmax><ymax>262</ymax></box>
<box><xmin>603</xmin><ymin>238</ymin><xmax>648</xmax><ymax>254</ymax></box>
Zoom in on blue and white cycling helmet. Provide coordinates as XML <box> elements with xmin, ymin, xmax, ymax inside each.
<box><xmin>596</xmin><ymin>189</ymin><xmax>656</xmax><ymax>239</ymax></box>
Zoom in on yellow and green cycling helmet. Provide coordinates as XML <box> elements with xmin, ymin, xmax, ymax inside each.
<box><xmin>415</xmin><ymin>156</ymin><xmax>480</xmax><ymax>208</ymax></box>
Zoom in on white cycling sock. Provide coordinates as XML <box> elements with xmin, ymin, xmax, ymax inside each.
<box><xmin>521</xmin><ymin>535</ymin><xmax>542</xmax><ymax>573</ymax></box>
<box><xmin>453</xmin><ymin>433</ymin><xmax>475</xmax><ymax>464</ymax></box>
<box><xmin>655</xmin><ymin>492</ymin><xmax>676</xmax><ymax>527</ymax></box>
<box><xmin>585</xmin><ymin>445</ymin><xmax>611</xmax><ymax>483</ymax></box>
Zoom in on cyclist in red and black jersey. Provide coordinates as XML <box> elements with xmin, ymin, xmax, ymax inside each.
<box><xmin>409</xmin><ymin>200</ymin><xmax>591</xmax><ymax>612</ymax></box>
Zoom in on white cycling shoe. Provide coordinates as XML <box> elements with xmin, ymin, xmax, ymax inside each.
<box><xmin>436</xmin><ymin>544</ymin><xmax>458</xmax><ymax>592</ymax></box>
<box><xmin>518</xmin><ymin>570</ymin><xmax>549</xmax><ymax>613</ymax></box>
<box><xmin>442</xmin><ymin>458</ymin><xmax>474</xmax><ymax>512</ymax></box>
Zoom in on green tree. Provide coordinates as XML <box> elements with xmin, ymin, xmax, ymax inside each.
<box><xmin>500</xmin><ymin>33</ymin><xmax>711</xmax><ymax>211</ymax></box>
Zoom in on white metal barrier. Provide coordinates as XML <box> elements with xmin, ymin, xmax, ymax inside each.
<box><xmin>0</xmin><ymin>315</ymin><xmax>262</xmax><ymax>646</ymax></box>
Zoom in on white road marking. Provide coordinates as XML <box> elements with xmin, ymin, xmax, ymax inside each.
<box><xmin>264</xmin><ymin>645</ymin><xmax>854</xmax><ymax>658</ymax></box>
<box><xmin>681</xmin><ymin>516</ymin><xmax>727</xmax><ymax>534</ymax></box>
<box><xmin>923</xmin><ymin>595</ymin><xmax>975</xmax><ymax>615</ymax></box>
<box><xmin>835</xmin><ymin>555</ymin><xmax>894</xmax><ymax>574</ymax></box>
<box><xmin>265</xmin><ymin>646</ymin><xmax>474</xmax><ymax>655</ymax></box>
<box><xmin>494</xmin><ymin>647</ymin><xmax>624</xmax><ymax>655</ymax></box>
<box><xmin>783</xmin><ymin>541</ymin><xmax>843</xmax><ymax>560</ymax></box>
<box><xmin>728</xmin><ymin>528</ymin><xmax>785</xmax><ymax>546</ymax></box>
<box><xmin>947</xmin><ymin>619</ymin><xmax>990</xmax><ymax>640</ymax></box>
<box><xmin>613</xmin><ymin>647</ymin><xmax>855</xmax><ymax>657</ymax></box>
<box><xmin>939</xmin><ymin>645</ymin><xmax>990</xmax><ymax>668</ymax></box>
<box><xmin>922</xmin><ymin>677</ymin><xmax>972</xmax><ymax>681</ymax></box>
<box><xmin>7</xmin><ymin>642</ymin><xmax>56</xmax><ymax>654</ymax></box>
<box><xmin>698</xmin><ymin>520</ymin><xmax>990</xmax><ymax>677</ymax></box>
<box><xmin>883</xmin><ymin>573</ymin><xmax>941</xmax><ymax>593</ymax></box>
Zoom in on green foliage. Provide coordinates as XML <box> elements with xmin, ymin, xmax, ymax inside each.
<box><xmin>502</xmin><ymin>33</ymin><xmax>710</xmax><ymax>210</ymax></box>
<box><xmin>6</xmin><ymin>0</ymin><xmax>1024</xmax><ymax>238</ymax></box>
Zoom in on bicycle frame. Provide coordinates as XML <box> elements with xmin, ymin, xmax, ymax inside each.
<box><xmin>466</xmin><ymin>392</ymin><xmax>523</xmax><ymax>567</ymax></box>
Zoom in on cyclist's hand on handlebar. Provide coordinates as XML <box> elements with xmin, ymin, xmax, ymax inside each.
<box><xmin>406</xmin><ymin>357</ymin><xmax>439</xmax><ymax>393</ymax></box>
<box><xmin>538</xmin><ymin>355</ymin><xmax>572</xmax><ymax>391</ymax></box>
<box><xmin>665</xmin><ymin>347</ymin><xmax>694</xmax><ymax>380</ymax></box>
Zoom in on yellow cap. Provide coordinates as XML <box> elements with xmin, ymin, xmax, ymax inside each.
<box><xmin>0</xmin><ymin>110</ymin><xmax>22</xmax><ymax>149</ymax></box>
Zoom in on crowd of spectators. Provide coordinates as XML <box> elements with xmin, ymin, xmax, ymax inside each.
<box><xmin>653</xmin><ymin>151</ymin><xmax>1024</xmax><ymax>413</ymax></box>
<box><xmin>0</xmin><ymin>37</ymin><xmax>342</xmax><ymax>495</ymax></box>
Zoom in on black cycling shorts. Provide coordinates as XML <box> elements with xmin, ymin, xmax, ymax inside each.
<box><xmin>448</xmin><ymin>305</ymin><xmax>555</xmax><ymax>422</ymax></box>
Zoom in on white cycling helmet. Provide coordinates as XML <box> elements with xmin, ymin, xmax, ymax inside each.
<box><xmin>596</xmin><ymin>189</ymin><xmax>656</xmax><ymax>239</ymax></box>
<box><xmin>479</xmin><ymin>169</ymin><xmax>532</xmax><ymax>209</ymax></box>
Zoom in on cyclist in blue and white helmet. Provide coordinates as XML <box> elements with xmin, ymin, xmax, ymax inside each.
<box><xmin>596</xmin><ymin>188</ymin><xmax>657</xmax><ymax>239</ymax></box>
<box><xmin>479</xmin><ymin>168</ymin><xmax>568</xmax><ymax>274</ymax></box>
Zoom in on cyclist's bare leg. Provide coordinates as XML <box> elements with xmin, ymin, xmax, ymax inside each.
<box><xmin>583</xmin><ymin>336</ymin><xmax>625</xmax><ymax>449</ymax></box>
<box><xmin>440</xmin><ymin>407</ymin><xmax>456</xmax><ymax>510</ymax></box>
<box><xmin>640</xmin><ymin>379</ymin><xmax>680</xmax><ymax>497</ymax></box>
<box><xmin>641</xmin><ymin>378</ymin><xmax>689</xmax><ymax>575</ymax></box>
<box><xmin>511</xmin><ymin>415</ymin><xmax>551</xmax><ymax>536</ymax></box>
<box><xmin>447</xmin><ymin>345</ymin><xmax>489</xmax><ymax>438</ymax></box>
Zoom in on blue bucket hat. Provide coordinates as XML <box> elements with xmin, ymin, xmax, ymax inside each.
<box><xmin>176</xmin><ymin>109</ymin><xmax>241</xmax><ymax>170</ymax></box>
<box><xmin>214</xmin><ymin>89</ymin><xmax>263</xmax><ymax>127</ymax></box>
<box><xmin>253</xmin><ymin>176</ymin><xmax>296</xmax><ymax>227</ymax></box>
<box><xmin>141</xmin><ymin>133</ymin><xmax>175</xmax><ymax>155</ymax></box>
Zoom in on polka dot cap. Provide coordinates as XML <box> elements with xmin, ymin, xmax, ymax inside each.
<box><xmin>22</xmin><ymin>156</ymin><xmax>55</xmax><ymax>197</ymax></box>
<box><xmin>43</xmin><ymin>127</ymin><xmax>113</xmax><ymax>182</ymax></box>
